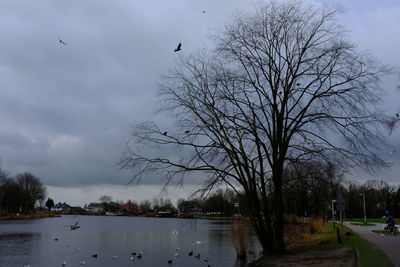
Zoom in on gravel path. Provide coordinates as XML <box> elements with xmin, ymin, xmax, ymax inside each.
<box><xmin>345</xmin><ymin>222</ymin><xmax>399</xmax><ymax>266</ymax></box>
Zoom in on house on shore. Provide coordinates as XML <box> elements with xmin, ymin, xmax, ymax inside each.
<box><xmin>53</xmin><ymin>202</ymin><xmax>71</xmax><ymax>212</ymax></box>
<box><xmin>86</xmin><ymin>202</ymin><xmax>103</xmax><ymax>213</ymax></box>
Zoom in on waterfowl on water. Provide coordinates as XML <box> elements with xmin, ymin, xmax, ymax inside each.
<box><xmin>168</xmin><ymin>259</ymin><xmax>173</xmax><ymax>264</ymax></box>
<box><xmin>188</xmin><ymin>251</ymin><xmax>193</xmax><ymax>256</ymax></box>
<box><xmin>91</xmin><ymin>254</ymin><xmax>98</xmax><ymax>258</ymax></box>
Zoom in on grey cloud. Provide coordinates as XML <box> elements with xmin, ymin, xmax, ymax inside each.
<box><xmin>0</xmin><ymin>0</ymin><xmax>399</xmax><ymax>199</ymax></box>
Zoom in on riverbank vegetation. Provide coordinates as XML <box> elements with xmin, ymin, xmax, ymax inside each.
<box><xmin>0</xmin><ymin>167</ymin><xmax>47</xmax><ymax>215</ymax></box>
<box><xmin>251</xmin><ymin>222</ymin><xmax>393</xmax><ymax>267</ymax></box>
<box><xmin>0</xmin><ymin>212</ymin><xmax>59</xmax><ymax>220</ymax></box>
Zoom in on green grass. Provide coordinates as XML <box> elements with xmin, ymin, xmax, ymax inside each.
<box><xmin>352</xmin><ymin>232</ymin><xmax>394</xmax><ymax>266</ymax></box>
<box><xmin>252</xmin><ymin>222</ymin><xmax>393</xmax><ymax>266</ymax></box>
<box><xmin>350</xmin><ymin>222</ymin><xmax>376</xmax><ymax>226</ymax></box>
<box><xmin>372</xmin><ymin>230</ymin><xmax>400</xmax><ymax>236</ymax></box>
<box><xmin>333</xmin><ymin>223</ymin><xmax>394</xmax><ymax>266</ymax></box>
<box><xmin>288</xmin><ymin>222</ymin><xmax>393</xmax><ymax>266</ymax></box>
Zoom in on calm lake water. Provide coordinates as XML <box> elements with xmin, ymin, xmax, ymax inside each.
<box><xmin>0</xmin><ymin>215</ymin><xmax>258</xmax><ymax>267</ymax></box>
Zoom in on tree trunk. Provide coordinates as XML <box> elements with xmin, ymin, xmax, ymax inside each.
<box><xmin>272</xmin><ymin>178</ymin><xmax>285</xmax><ymax>252</ymax></box>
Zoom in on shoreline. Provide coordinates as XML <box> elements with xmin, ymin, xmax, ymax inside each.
<box><xmin>0</xmin><ymin>212</ymin><xmax>61</xmax><ymax>220</ymax></box>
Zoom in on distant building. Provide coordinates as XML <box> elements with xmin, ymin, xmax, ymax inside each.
<box><xmin>86</xmin><ymin>202</ymin><xmax>103</xmax><ymax>213</ymax></box>
<box><xmin>107</xmin><ymin>202</ymin><xmax>122</xmax><ymax>213</ymax></box>
<box><xmin>121</xmin><ymin>200</ymin><xmax>138</xmax><ymax>214</ymax></box>
<box><xmin>53</xmin><ymin>202</ymin><xmax>71</xmax><ymax>212</ymax></box>
<box><xmin>181</xmin><ymin>200</ymin><xmax>200</xmax><ymax>213</ymax></box>
<box><xmin>70</xmin><ymin>206</ymin><xmax>86</xmax><ymax>213</ymax></box>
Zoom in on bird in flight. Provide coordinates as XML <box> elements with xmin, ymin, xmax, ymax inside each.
<box><xmin>174</xmin><ymin>43</ymin><xmax>182</xmax><ymax>52</ymax></box>
<box><xmin>58</xmin><ymin>37</ymin><xmax>67</xmax><ymax>45</ymax></box>
<box><xmin>67</xmin><ymin>221</ymin><xmax>80</xmax><ymax>230</ymax></box>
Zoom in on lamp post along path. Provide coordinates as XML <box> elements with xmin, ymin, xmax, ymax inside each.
<box><xmin>360</xmin><ymin>193</ymin><xmax>367</xmax><ymax>224</ymax></box>
<box><xmin>336</xmin><ymin>189</ymin><xmax>345</xmax><ymax>237</ymax></box>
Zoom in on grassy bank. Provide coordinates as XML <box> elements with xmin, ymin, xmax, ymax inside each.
<box><xmin>251</xmin><ymin>222</ymin><xmax>393</xmax><ymax>266</ymax></box>
<box><xmin>0</xmin><ymin>212</ymin><xmax>60</xmax><ymax>220</ymax></box>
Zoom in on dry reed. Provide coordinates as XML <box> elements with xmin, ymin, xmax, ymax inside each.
<box><xmin>230</xmin><ymin>218</ymin><xmax>253</xmax><ymax>259</ymax></box>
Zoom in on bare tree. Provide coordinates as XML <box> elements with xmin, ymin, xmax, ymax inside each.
<box><xmin>121</xmin><ymin>1</ymin><xmax>390</xmax><ymax>252</ymax></box>
<box><xmin>16</xmin><ymin>172</ymin><xmax>47</xmax><ymax>213</ymax></box>
<box><xmin>99</xmin><ymin>195</ymin><xmax>112</xmax><ymax>212</ymax></box>
<box><xmin>139</xmin><ymin>199</ymin><xmax>152</xmax><ymax>213</ymax></box>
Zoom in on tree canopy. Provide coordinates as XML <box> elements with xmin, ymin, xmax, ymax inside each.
<box><xmin>121</xmin><ymin>1</ymin><xmax>390</xmax><ymax>252</ymax></box>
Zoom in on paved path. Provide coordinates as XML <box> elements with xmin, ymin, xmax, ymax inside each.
<box><xmin>345</xmin><ymin>222</ymin><xmax>400</xmax><ymax>266</ymax></box>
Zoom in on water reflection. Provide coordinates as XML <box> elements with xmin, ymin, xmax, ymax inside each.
<box><xmin>0</xmin><ymin>216</ymin><xmax>258</xmax><ymax>266</ymax></box>
<box><xmin>0</xmin><ymin>232</ymin><xmax>38</xmax><ymax>266</ymax></box>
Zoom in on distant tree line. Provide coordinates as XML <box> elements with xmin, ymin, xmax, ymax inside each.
<box><xmin>178</xmin><ymin>161</ymin><xmax>400</xmax><ymax>220</ymax></box>
<box><xmin>343</xmin><ymin>180</ymin><xmax>400</xmax><ymax>218</ymax></box>
<box><xmin>96</xmin><ymin>160</ymin><xmax>398</xmax><ymax>219</ymax></box>
<box><xmin>96</xmin><ymin>195</ymin><xmax>178</xmax><ymax>214</ymax></box>
<box><xmin>0</xmin><ymin>168</ymin><xmax>47</xmax><ymax>214</ymax></box>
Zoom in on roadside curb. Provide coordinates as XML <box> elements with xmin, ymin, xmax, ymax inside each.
<box><xmin>353</xmin><ymin>245</ymin><xmax>360</xmax><ymax>267</ymax></box>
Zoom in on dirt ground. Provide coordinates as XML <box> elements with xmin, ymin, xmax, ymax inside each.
<box><xmin>250</xmin><ymin>246</ymin><xmax>355</xmax><ymax>267</ymax></box>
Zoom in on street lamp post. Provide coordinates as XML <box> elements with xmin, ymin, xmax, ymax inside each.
<box><xmin>360</xmin><ymin>193</ymin><xmax>367</xmax><ymax>224</ymax></box>
<box><xmin>331</xmin><ymin>199</ymin><xmax>336</xmax><ymax>230</ymax></box>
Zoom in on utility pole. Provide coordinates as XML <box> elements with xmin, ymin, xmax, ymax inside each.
<box><xmin>331</xmin><ymin>199</ymin><xmax>336</xmax><ymax>230</ymax></box>
<box><xmin>360</xmin><ymin>192</ymin><xmax>367</xmax><ymax>224</ymax></box>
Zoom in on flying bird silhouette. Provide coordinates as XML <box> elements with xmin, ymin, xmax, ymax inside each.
<box><xmin>67</xmin><ymin>221</ymin><xmax>80</xmax><ymax>230</ymax></box>
<box><xmin>174</xmin><ymin>43</ymin><xmax>182</xmax><ymax>52</ymax></box>
<box><xmin>58</xmin><ymin>37</ymin><xmax>67</xmax><ymax>45</ymax></box>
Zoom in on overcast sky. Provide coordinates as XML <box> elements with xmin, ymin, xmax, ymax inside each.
<box><xmin>0</xmin><ymin>0</ymin><xmax>399</xmax><ymax>206</ymax></box>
